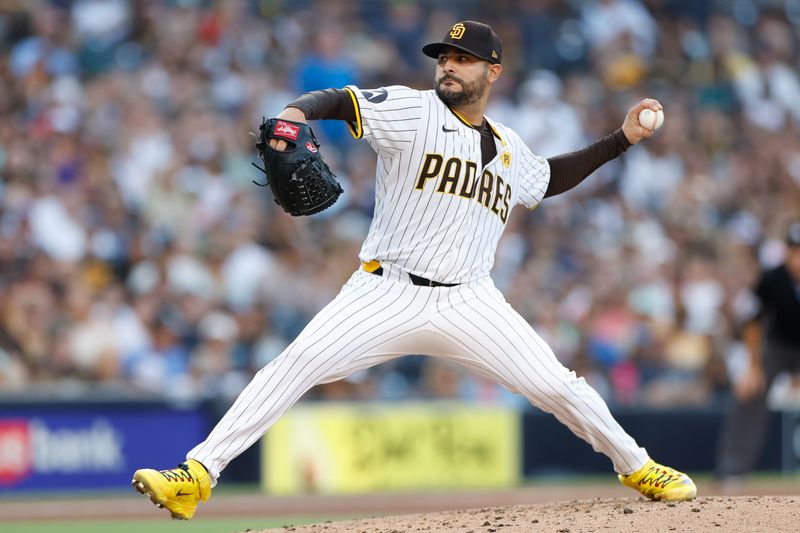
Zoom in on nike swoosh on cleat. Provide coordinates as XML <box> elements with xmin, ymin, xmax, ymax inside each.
<box><xmin>175</xmin><ymin>489</ymin><xmax>194</xmax><ymax>497</ymax></box>
<box><xmin>442</xmin><ymin>126</ymin><xmax>458</xmax><ymax>133</ymax></box>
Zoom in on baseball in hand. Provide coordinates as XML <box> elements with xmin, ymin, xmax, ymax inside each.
<box><xmin>638</xmin><ymin>108</ymin><xmax>664</xmax><ymax>131</ymax></box>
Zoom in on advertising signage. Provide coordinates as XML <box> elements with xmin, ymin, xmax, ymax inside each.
<box><xmin>0</xmin><ymin>402</ymin><xmax>207</xmax><ymax>492</ymax></box>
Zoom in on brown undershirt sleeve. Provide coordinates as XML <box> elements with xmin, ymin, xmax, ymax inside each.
<box><xmin>285</xmin><ymin>88</ymin><xmax>356</xmax><ymax>122</ymax></box>
<box><xmin>544</xmin><ymin>128</ymin><xmax>631</xmax><ymax>198</ymax></box>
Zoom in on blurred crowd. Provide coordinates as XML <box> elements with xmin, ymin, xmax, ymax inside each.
<box><xmin>0</xmin><ymin>0</ymin><xmax>798</xmax><ymax>409</ymax></box>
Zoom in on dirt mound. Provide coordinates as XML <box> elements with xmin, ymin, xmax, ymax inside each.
<box><xmin>258</xmin><ymin>496</ymin><xmax>799</xmax><ymax>533</ymax></box>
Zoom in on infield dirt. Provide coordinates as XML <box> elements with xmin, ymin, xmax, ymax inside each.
<box><xmin>258</xmin><ymin>496</ymin><xmax>799</xmax><ymax>533</ymax></box>
<box><xmin>2</xmin><ymin>478</ymin><xmax>798</xmax><ymax>533</ymax></box>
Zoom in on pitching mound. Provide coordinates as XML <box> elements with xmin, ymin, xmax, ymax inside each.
<box><xmin>259</xmin><ymin>496</ymin><xmax>798</xmax><ymax>533</ymax></box>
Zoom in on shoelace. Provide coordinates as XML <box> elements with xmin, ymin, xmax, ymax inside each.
<box><xmin>159</xmin><ymin>463</ymin><xmax>195</xmax><ymax>483</ymax></box>
<box><xmin>638</xmin><ymin>465</ymin><xmax>680</xmax><ymax>489</ymax></box>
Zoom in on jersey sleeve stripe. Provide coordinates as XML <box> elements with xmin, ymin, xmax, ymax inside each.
<box><xmin>344</xmin><ymin>87</ymin><xmax>363</xmax><ymax>139</ymax></box>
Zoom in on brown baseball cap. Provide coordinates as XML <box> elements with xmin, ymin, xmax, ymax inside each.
<box><xmin>422</xmin><ymin>21</ymin><xmax>503</xmax><ymax>65</ymax></box>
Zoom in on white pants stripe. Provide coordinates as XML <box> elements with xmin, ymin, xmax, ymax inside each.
<box><xmin>188</xmin><ymin>270</ymin><xmax>648</xmax><ymax>483</ymax></box>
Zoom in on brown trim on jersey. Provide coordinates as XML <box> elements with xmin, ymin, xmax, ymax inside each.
<box><xmin>485</xmin><ymin>119</ymin><xmax>506</xmax><ymax>145</ymax></box>
<box><xmin>444</xmin><ymin>106</ymin><xmax>503</xmax><ymax>168</ymax></box>
<box><xmin>446</xmin><ymin>107</ymin><xmax>504</xmax><ymax>143</ymax></box>
<box><xmin>479</xmin><ymin>122</ymin><xmax>497</xmax><ymax>169</ymax></box>
<box><xmin>448</xmin><ymin>106</ymin><xmax>478</xmax><ymax>129</ymax></box>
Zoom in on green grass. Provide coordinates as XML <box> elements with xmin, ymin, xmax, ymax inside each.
<box><xmin>0</xmin><ymin>484</ymin><xmax>365</xmax><ymax>533</ymax></box>
<box><xmin>2</xmin><ymin>515</ymin><xmax>336</xmax><ymax>533</ymax></box>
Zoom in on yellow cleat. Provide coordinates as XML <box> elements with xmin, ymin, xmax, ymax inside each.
<box><xmin>131</xmin><ymin>459</ymin><xmax>211</xmax><ymax>520</ymax></box>
<box><xmin>619</xmin><ymin>459</ymin><xmax>697</xmax><ymax>502</ymax></box>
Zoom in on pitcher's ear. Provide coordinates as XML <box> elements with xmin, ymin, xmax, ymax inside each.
<box><xmin>488</xmin><ymin>64</ymin><xmax>502</xmax><ymax>83</ymax></box>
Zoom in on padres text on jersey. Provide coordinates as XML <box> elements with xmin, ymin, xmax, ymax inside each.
<box><xmin>344</xmin><ymin>85</ymin><xmax>550</xmax><ymax>284</ymax></box>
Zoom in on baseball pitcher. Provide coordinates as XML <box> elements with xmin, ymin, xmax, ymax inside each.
<box><xmin>133</xmin><ymin>21</ymin><xmax>696</xmax><ymax>520</ymax></box>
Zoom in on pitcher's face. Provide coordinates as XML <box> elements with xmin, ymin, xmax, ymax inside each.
<box><xmin>434</xmin><ymin>47</ymin><xmax>494</xmax><ymax>107</ymax></box>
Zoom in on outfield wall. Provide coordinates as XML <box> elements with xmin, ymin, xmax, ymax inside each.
<box><xmin>0</xmin><ymin>397</ymin><xmax>208</xmax><ymax>492</ymax></box>
<box><xmin>1</xmin><ymin>398</ymin><xmax>798</xmax><ymax>494</ymax></box>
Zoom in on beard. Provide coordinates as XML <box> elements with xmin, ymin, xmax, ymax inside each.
<box><xmin>434</xmin><ymin>73</ymin><xmax>487</xmax><ymax>107</ymax></box>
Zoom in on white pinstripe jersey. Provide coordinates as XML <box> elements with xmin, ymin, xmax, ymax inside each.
<box><xmin>345</xmin><ymin>85</ymin><xmax>550</xmax><ymax>284</ymax></box>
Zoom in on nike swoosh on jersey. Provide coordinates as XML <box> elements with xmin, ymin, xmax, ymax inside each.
<box><xmin>442</xmin><ymin>126</ymin><xmax>458</xmax><ymax>133</ymax></box>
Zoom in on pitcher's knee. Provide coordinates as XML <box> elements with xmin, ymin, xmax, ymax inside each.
<box><xmin>521</xmin><ymin>375</ymin><xmax>583</xmax><ymax>405</ymax></box>
<box><xmin>258</xmin><ymin>343</ymin><xmax>329</xmax><ymax>375</ymax></box>
<box><xmin>287</xmin><ymin>343</ymin><xmax>329</xmax><ymax>367</ymax></box>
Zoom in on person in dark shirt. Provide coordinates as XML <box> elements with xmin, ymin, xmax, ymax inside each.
<box><xmin>716</xmin><ymin>219</ymin><xmax>800</xmax><ymax>481</ymax></box>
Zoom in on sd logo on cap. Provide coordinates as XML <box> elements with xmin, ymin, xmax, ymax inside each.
<box><xmin>449</xmin><ymin>23</ymin><xmax>466</xmax><ymax>39</ymax></box>
<box><xmin>423</xmin><ymin>20</ymin><xmax>503</xmax><ymax>65</ymax></box>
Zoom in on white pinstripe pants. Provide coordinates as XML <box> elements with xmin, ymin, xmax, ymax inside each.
<box><xmin>187</xmin><ymin>269</ymin><xmax>649</xmax><ymax>484</ymax></box>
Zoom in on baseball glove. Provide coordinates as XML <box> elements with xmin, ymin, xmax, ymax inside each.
<box><xmin>252</xmin><ymin>118</ymin><xmax>343</xmax><ymax>216</ymax></box>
